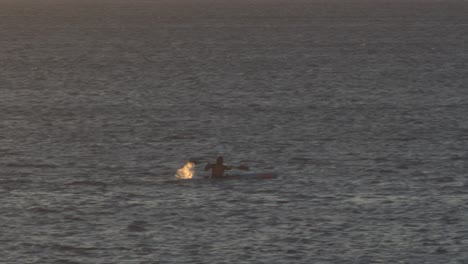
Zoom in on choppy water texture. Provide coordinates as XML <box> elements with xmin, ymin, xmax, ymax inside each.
<box><xmin>1</xmin><ymin>0</ymin><xmax>468</xmax><ymax>263</ymax></box>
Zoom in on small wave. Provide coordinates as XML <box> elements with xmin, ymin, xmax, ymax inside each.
<box><xmin>4</xmin><ymin>162</ymin><xmax>58</xmax><ymax>168</ymax></box>
<box><xmin>65</xmin><ymin>181</ymin><xmax>107</xmax><ymax>187</ymax></box>
<box><xmin>378</xmin><ymin>169</ymin><xmax>397</xmax><ymax>174</ymax></box>
<box><xmin>63</xmin><ymin>214</ymin><xmax>86</xmax><ymax>221</ymax></box>
<box><xmin>49</xmin><ymin>244</ymin><xmax>130</xmax><ymax>255</ymax></box>
<box><xmin>19</xmin><ymin>242</ymin><xmax>44</xmax><ymax>249</ymax></box>
<box><xmin>52</xmin><ymin>260</ymin><xmax>82</xmax><ymax>264</ymax></box>
<box><xmin>433</xmin><ymin>247</ymin><xmax>448</xmax><ymax>254</ymax></box>
<box><xmin>0</xmin><ymin>179</ymin><xmax>33</xmax><ymax>188</ymax></box>
<box><xmin>0</xmin><ymin>178</ymin><xmax>31</xmax><ymax>183</ymax></box>
<box><xmin>27</xmin><ymin>206</ymin><xmax>60</xmax><ymax>214</ymax></box>
<box><xmin>427</xmin><ymin>176</ymin><xmax>455</xmax><ymax>183</ymax></box>
<box><xmin>449</xmin><ymin>155</ymin><xmax>465</xmax><ymax>161</ymax></box>
<box><xmin>164</xmin><ymin>135</ymin><xmax>195</xmax><ymax>140</ymax></box>
<box><xmin>50</xmin><ymin>244</ymin><xmax>98</xmax><ymax>255</ymax></box>
<box><xmin>127</xmin><ymin>220</ymin><xmax>148</xmax><ymax>232</ymax></box>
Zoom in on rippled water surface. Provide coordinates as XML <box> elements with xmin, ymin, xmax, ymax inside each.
<box><xmin>1</xmin><ymin>0</ymin><xmax>467</xmax><ymax>263</ymax></box>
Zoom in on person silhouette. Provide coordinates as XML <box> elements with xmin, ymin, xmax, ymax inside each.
<box><xmin>204</xmin><ymin>156</ymin><xmax>232</xmax><ymax>178</ymax></box>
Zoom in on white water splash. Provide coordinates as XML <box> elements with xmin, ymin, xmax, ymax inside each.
<box><xmin>175</xmin><ymin>161</ymin><xmax>196</xmax><ymax>179</ymax></box>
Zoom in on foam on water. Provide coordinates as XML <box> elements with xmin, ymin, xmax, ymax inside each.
<box><xmin>175</xmin><ymin>161</ymin><xmax>196</xmax><ymax>179</ymax></box>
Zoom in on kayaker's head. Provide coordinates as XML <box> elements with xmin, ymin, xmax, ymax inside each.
<box><xmin>216</xmin><ymin>156</ymin><xmax>224</xmax><ymax>165</ymax></box>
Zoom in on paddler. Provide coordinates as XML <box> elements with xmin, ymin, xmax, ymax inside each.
<box><xmin>204</xmin><ymin>156</ymin><xmax>232</xmax><ymax>178</ymax></box>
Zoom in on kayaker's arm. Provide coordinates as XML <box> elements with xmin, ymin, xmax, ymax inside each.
<box><xmin>223</xmin><ymin>165</ymin><xmax>250</xmax><ymax>171</ymax></box>
<box><xmin>204</xmin><ymin>163</ymin><xmax>213</xmax><ymax>171</ymax></box>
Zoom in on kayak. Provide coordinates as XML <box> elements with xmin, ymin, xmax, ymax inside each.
<box><xmin>208</xmin><ymin>172</ymin><xmax>277</xmax><ymax>180</ymax></box>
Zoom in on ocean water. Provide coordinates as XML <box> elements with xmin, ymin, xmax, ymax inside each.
<box><xmin>1</xmin><ymin>0</ymin><xmax>467</xmax><ymax>263</ymax></box>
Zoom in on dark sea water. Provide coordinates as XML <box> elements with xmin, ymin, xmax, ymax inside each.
<box><xmin>1</xmin><ymin>0</ymin><xmax>467</xmax><ymax>263</ymax></box>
